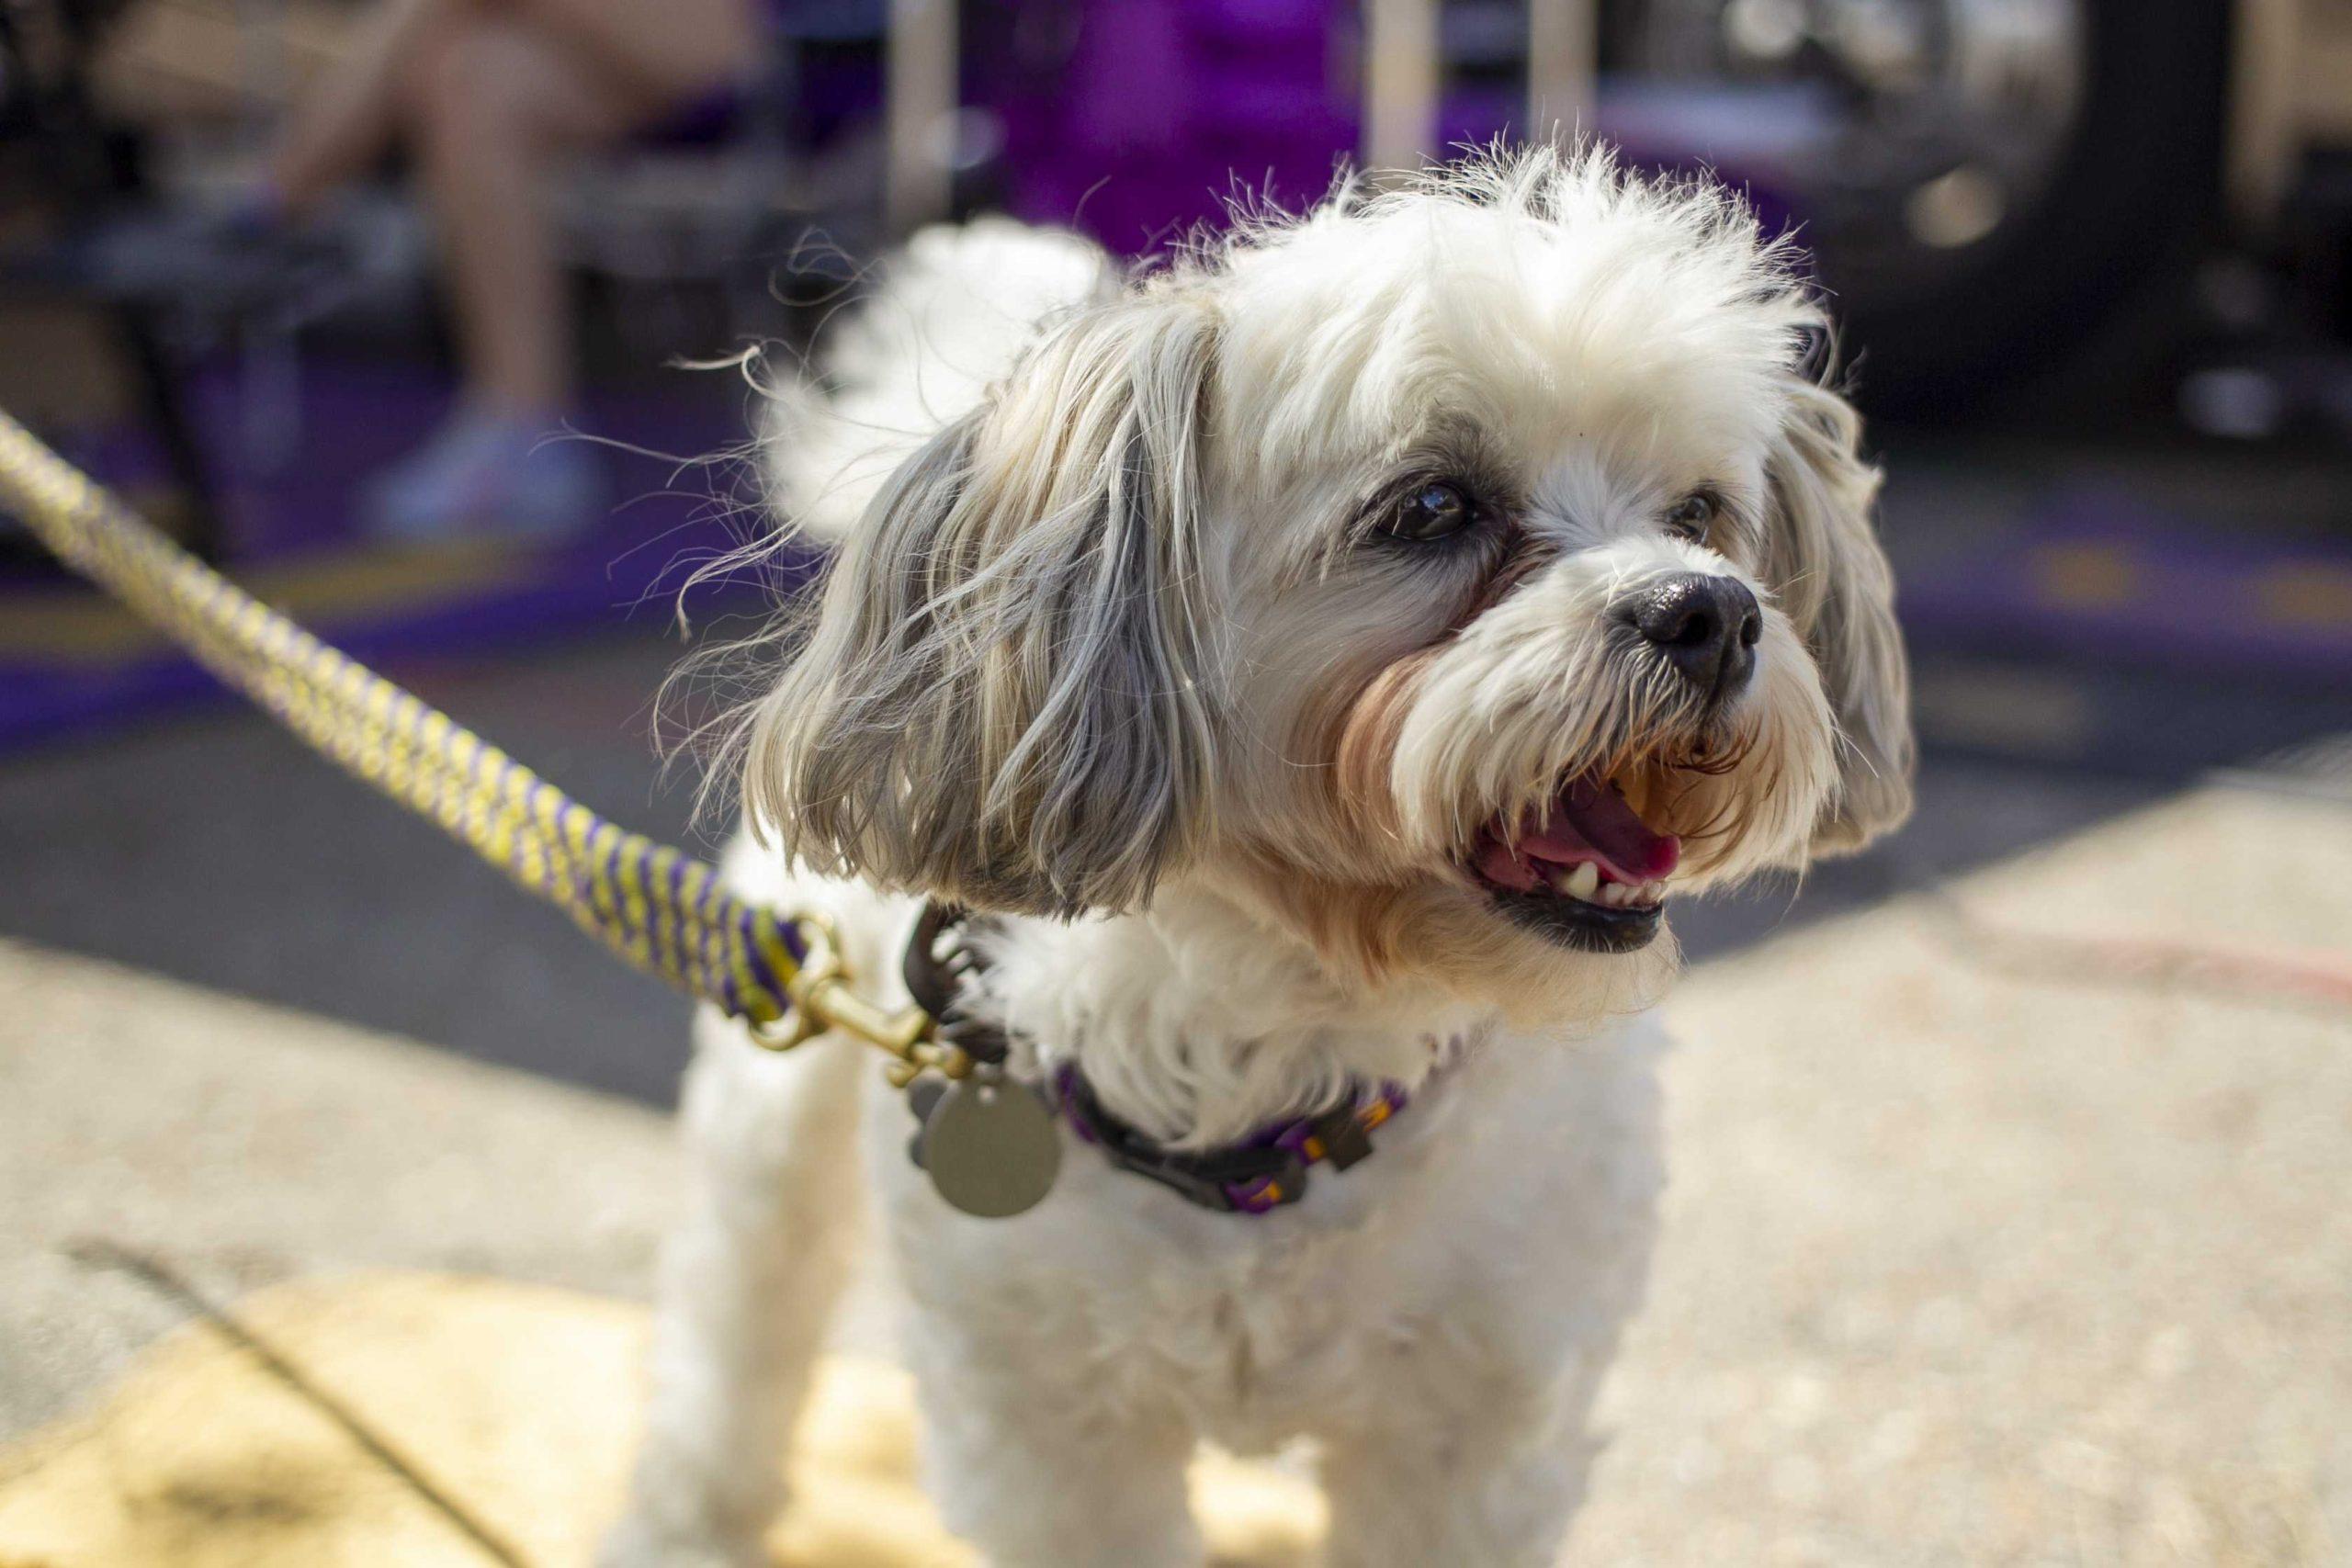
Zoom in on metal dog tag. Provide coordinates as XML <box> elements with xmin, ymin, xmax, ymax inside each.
<box><xmin>920</xmin><ymin>1069</ymin><xmax>1061</xmax><ymax>1218</ymax></box>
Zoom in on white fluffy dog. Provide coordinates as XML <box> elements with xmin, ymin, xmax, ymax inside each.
<box><xmin>605</xmin><ymin>147</ymin><xmax>1911</xmax><ymax>1568</ymax></box>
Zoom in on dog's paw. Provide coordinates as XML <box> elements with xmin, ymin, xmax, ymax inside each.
<box><xmin>596</xmin><ymin>1514</ymin><xmax>772</xmax><ymax>1568</ymax></box>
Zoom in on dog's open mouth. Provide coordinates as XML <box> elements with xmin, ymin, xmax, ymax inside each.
<box><xmin>1464</xmin><ymin>769</ymin><xmax>1681</xmax><ymax>953</ymax></box>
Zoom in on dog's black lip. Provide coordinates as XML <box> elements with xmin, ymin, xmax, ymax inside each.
<box><xmin>1469</xmin><ymin>874</ymin><xmax>1666</xmax><ymax>954</ymax></box>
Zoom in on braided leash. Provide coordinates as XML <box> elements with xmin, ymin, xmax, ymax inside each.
<box><xmin>0</xmin><ymin>409</ymin><xmax>961</xmax><ymax>1074</ymax></box>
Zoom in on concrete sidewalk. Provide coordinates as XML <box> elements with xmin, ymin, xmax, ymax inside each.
<box><xmin>0</xmin><ymin>934</ymin><xmax>679</xmax><ymax>1439</ymax></box>
<box><xmin>4</xmin><ymin>778</ymin><xmax>2349</xmax><ymax>1564</ymax></box>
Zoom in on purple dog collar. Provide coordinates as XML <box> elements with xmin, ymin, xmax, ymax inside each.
<box><xmin>1053</xmin><ymin>1061</ymin><xmax>1410</xmax><ymax>1215</ymax></box>
<box><xmin>904</xmin><ymin>899</ymin><xmax>1421</xmax><ymax>1217</ymax></box>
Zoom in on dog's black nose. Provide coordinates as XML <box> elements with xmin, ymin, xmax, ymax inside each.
<box><xmin>1631</xmin><ymin>573</ymin><xmax>1760</xmax><ymax>700</ymax></box>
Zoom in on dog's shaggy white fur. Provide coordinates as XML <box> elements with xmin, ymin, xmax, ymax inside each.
<box><xmin>605</xmin><ymin>148</ymin><xmax>1912</xmax><ymax>1568</ymax></box>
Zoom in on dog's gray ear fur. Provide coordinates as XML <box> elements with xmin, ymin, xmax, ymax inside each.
<box><xmin>1760</xmin><ymin>376</ymin><xmax>1913</xmax><ymax>855</ymax></box>
<box><xmin>745</xmin><ymin>292</ymin><xmax>1221</xmax><ymax>915</ymax></box>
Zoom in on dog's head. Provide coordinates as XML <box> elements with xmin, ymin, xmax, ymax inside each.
<box><xmin>748</xmin><ymin>150</ymin><xmax>1910</xmax><ymax>1021</ymax></box>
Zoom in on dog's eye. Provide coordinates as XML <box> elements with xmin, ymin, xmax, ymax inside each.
<box><xmin>1385</xmin><ymin>481</ymin><xmax>1476</xmax><ymax>542</ymax></box>
<box><xmin>1664</xmin><ymin>491</ymin><xmax>1719</xmax><ymax>542</ymax></box>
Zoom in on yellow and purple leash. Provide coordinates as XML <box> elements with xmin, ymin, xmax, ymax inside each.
<box><xmin>0</xmin><ymin>408</ymin><xmax>964</xmax><ymax>1079</ymax></box>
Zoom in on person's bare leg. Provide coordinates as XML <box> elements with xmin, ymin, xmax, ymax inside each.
<box><xmin>357</xmin><ymin>0</ymin><xmax>753</xmax><ymax>535</ymax></box>
<box><xmin>401</xmin><ymin>15</ymin><xmax>627</xmax><ymax>413</ymax></box>
<box><xmin>503</xmin><ymin>0</ymin><xmax>755</xmax><ymax>113</ymax></box>
<box><xmin>268</xmin><ymin>0</ymin><xmax>749</xmax><ymax>214</ymax></box>
<box><xmin>356</xmin><ymin>13</ymin><xmax>628</xmax><ymax>539</ymax></box>
<box><xmin>269</xmin><ymin>0</ymin><xmax>472</xmax><ymax>211</ymax></box>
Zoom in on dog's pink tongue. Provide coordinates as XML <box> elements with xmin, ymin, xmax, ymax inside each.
<box><xmin>1517</xmin><ymin>774</ymin><xmax>1680</xmax><ymax>882</ymax></box>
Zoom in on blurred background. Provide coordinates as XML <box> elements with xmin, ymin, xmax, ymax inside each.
<box><xmin>3</xmin><ymin>0</ymin><xmax>2348</xmax><ymax>1095</ymax></box>
<box><xmin>2</xmin><ymin>2</ymin><xmax>2351</xmax><ymax>1562</ymax></box>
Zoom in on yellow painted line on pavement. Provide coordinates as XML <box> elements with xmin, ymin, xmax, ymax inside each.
<box><xmin>0</xmin><ymin>542</ymin><xmax>527</xmax><ymax>665</ymax></box>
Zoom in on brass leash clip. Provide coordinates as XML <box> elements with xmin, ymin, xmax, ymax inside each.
<box><xmin>752</xmin><ymin>901</ymin><xmax>1060</xmax><ymax>1219</ymax></box>
<box><xmin>748</xmin><ymin>911</ymin><xmax>975</xmax><ymax>1088</ymax></box>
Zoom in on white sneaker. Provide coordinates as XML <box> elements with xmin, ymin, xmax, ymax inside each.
<box><xmin>362</xmin><ymin>409</ymin><xmax>606</xmax><ymax>543</ymax></box>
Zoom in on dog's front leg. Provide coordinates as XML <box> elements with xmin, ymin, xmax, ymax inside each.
<box><xmin>602</xmin><ymin>1029</ymin><xmax>866</xmax><ymax>1568</ymax></box>
<box><xmin>904</xmin><ymin>1329</ymin><xmax>1205</xmax><ymax>1568</ymax></box>
<box><xmin>1317</xmin><ymin>1386</ymin><xmax>1607</xmax><ymax>1568</ymax></box>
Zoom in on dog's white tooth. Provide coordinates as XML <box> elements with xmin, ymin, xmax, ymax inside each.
<box><xmin>1564</xmin><ymin>862</ymin><xmax>1600</xmax><ymax>902</ymax></box>
<box><xmin>1643</xmin><ymin>880</ymin><xmax>1667</xmax><ymax>904</ymax></box>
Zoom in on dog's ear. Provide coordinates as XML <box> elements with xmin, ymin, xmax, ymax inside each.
<box><xmin>1758</xmin><ymin>376</ymin><xmax>1913</xmax><ymax>855</ymax></box>
<box><xmin>746</xmin><ymin>292</ymin><xmax>1222</xmax><ymax>915</ymax></box>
